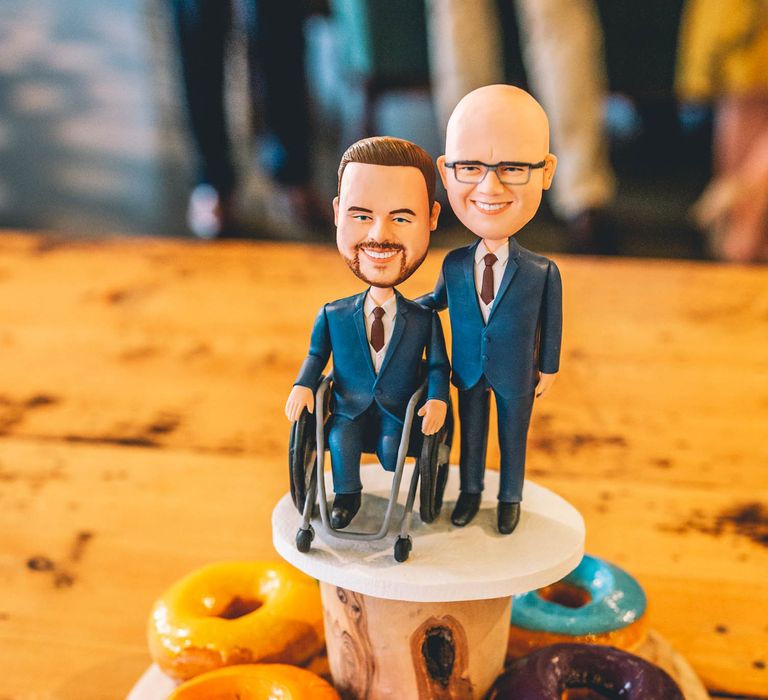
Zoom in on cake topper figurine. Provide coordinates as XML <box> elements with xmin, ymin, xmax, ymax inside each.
<box><xmin>285</xmin><ymin>136</ymin><xmax>449</xmax><ymax>532</ymax></box>
<box><xmin>419</xmin><ymin>84</ymin><xmax>562</xmax><ymax>535</ymax></box>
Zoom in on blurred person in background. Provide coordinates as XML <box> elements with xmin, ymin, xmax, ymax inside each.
<box><xmin>677</xmin><ymin>0</ymin><xmax>768</xmax><ymax>263</ymax></box>
<box><xmin>170</xmin><ymin>0</ymin><xmax>326</xmax><ymax>238</ymax></box>
<box><xmin>425</xmin><ymin>0</ymin><xmax>617</xmax><ymax>254</ymax></box>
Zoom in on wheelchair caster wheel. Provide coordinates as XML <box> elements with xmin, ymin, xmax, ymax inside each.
<box><xmin>393</xmin><ymin>535</ymin><xmax>412</xmax><ymax>563</ymax></box>
<box><xmin>296</xmin><ymin>526</ymin><xmax>314</xmax><ymax>553</ymax></box>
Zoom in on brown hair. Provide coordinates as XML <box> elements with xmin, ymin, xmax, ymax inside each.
<box><xmin>337</xmin><ymin>136</ymin><xmax>436</xmax><ymax>207</ymax></box>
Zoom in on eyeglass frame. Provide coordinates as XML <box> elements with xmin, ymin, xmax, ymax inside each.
<box><xmin>444</xmin><ymin>159</ymin><xmax>547</xmax><ymax>185</ymax></box>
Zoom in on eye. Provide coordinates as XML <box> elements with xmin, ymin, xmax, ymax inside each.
<box><xmin>351</xmin><ymin>213</ymin><xmax>372</xmax><ymax>222</ymax></box>
<box><xmin>392</xmin><ymin>216</ymin><xmax>412</xmax><ymax>224</ymax></box>
<box><xmin>457</xmin><ymin>164</ymin><xmax>480</xmax><ymax>175</ymax></box>
<box><xmin>499</xmin><ymin>165</ymin><xmax>525</xmax><ymax>176</ymax></box>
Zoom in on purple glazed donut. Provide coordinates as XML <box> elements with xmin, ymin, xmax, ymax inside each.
<box><xmin>490</xmin><ymin>643</ymin><xmax>684</xmax><ymax>699</ymax></box>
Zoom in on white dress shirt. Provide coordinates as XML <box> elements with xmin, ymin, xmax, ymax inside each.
<box><xmin>364</xmin><ymin>291</ymin><xmax>397</xmax><ymax>373</ymax></box>
<box><xmin>474</xmin><ymin>239</ymin><xmax>509</xmax><ymax>323</ymax></box>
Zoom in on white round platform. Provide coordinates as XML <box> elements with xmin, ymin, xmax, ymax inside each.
<box><xmin>273</xmin><ymin>463</ymin><xmax>584</xmax><ymax>602</ymax></box>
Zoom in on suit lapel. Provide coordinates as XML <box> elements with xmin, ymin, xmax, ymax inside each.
<box><xmin>377</xmin><ymin>290</ymin><xmax>406</xmax><ymax>379</ymax></box>
<box><xmin>487</xmin><ymin>239</ymin><xmax>520</xmax><ymax>322</ymax></box>
<box><xmin>353</xmin><ymin>292</ymin><xmax>376</xmax><ymax>378</ymax></box>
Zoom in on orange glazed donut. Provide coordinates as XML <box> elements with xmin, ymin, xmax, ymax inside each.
<box><xmin>168</xmin><ymin>664</ymin><xmax>340</xmax><ymax>700</ymax></box>
<box><xmin>148</xmin><ymin>561</ymin><xmax>325</xmax><ymax>681</ymax></box>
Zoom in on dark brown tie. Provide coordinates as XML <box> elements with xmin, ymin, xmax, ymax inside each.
<box><xmin>370</xmin><ymin>306</ymin><xmax>385</xmax><ymax>352</ymax></box>
<box><xmin>480</xmin><ymin>253</ymin><xmax>497</xmax><ymax>305</ymax></box>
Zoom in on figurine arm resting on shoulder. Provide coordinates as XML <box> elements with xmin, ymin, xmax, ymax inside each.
<box><xmin>285</xmin><ymin>306</ymin><xmax>331</xmax><ymax>422</ymax></box>
<box><xmin>415</xmin><ymin>260</ymin><xmax>448</xmax><ymax>312</ymax></box>
<box><xmin>535</xmin><ymin>260</ymin><xmax>563</xmax><ymax>399</ymax></box>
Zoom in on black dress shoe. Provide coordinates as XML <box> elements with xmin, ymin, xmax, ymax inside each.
<box><xmin>497</xmin><ymin>501</ymin><xmax>521</xmax><ymax>535</ymax></box>
<box><xmin>331</xmin><ymin>492</ymin><xmax>361</xmax><ymax>529</ymax></box>
<box><xmin>451</xmin><ymin>491</ymin><xmax>481</xmax><ymax>527</ymax></box>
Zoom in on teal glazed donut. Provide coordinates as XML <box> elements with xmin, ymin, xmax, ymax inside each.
<box><xmin>509</xmin><ymin>554</ymin><xmax>647</xmax><ymax>655</ymax></box>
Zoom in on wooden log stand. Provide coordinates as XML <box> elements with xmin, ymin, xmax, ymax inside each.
<box><xmin>272</xmin><ymin>464</ymin><xmax>585</xmax><ymax>699</ymax></box>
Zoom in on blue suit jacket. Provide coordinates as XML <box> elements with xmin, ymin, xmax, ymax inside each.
<box><xmin>420</xmin><ymin>238</ymin><xmax>562</xmax><ymax>399</ymax></box>
<box><xmin>294</xmin><ymin>290</ymin><xmax>450</xmax><ymax>423</ymax></box>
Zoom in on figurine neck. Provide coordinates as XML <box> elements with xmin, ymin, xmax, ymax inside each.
<box><xmin>480</xmin><ymin>236</ymin><xmax>510</xmax><ymax>254</ymax></box>
<box><xmin>368</xmin><ymin>286</ymin><xmax>395</xmax><ymax>306</ymax></box>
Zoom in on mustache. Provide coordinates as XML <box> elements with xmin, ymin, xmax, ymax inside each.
<box><xmin>354</xmin><ymin>240</ymin><xmax>404</xmax><ymax>252</ymax></box>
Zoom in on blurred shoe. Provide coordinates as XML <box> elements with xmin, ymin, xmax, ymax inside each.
<box><xmin>187</xmin><ymin>184</ymin><xmax>239</xmax><ymax>240</ymax></box>
<box><xmin>566</xmin><ymin>208</ymin><xmax>617</xmax><ymax>255</ymax></box>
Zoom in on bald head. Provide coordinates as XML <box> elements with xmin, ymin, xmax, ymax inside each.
<box><xmin>438</xmin><ymin>84</ymin><xmax>557</xmax><ymax>243</ymax></box>
<box><xmin>445</xmin><ymin>85</ymin><xmax>550</xmax><ymax>161</ymax></box>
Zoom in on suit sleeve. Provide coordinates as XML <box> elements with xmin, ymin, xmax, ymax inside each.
<box><xmin>425</xmin><ymin>310</ymin><xmax>450</xmax><ymax>403</ymax></box>
<box><xmin>294</xmin><ymin>305</ymin><xmax>332</xmax><ymax>389</ymax></box>
<box><xmin>539</xmin><ymin>260</ymin><xmax>563</xmax><ymax>374</ymax></box>
<box><xmin>414</xmin><ymin>257</ymin><xmax>449</xmax><ymax>311</ymax></box>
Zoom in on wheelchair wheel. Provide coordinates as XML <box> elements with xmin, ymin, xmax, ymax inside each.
<box><xmin>418</xmin><ymin>408</ymin><xmax>453</xmax><ymax>523</ymax></box>
<box><xmin>288</xmin><ymin>408</ymin><xmax>317</xmax><ymax>513</ymax></box>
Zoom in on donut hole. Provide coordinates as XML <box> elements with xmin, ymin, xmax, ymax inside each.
<box><xmin>537</xmin><ymin>581</ymin><xmax>592</xmax><ymax>608</ymax></box>
<box><xmin>215</xmin><ymin>596</ymin><xmax>262</xmax><ymax>620</ymax></box>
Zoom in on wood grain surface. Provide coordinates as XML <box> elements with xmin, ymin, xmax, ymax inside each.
<box><xmin>0</xmin><ymin>233</ymin><xmax>766</xmax><ymax>699</ymax></box>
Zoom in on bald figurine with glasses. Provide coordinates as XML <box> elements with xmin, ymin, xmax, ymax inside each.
<box><xmin>419</xmin><ymin>85</ymin><xmax>562</xmax><ymax>535</ymax></box>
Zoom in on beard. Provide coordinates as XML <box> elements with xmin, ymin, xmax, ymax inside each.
<box><xmin>342</xmin><ymin>240</ymin><xmax>427</xmax><ymax>288</ymax></box>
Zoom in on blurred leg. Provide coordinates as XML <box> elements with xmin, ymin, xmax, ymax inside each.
<box><xmin>714</xmin><ymin>95</ymin><xmax>768</xmax><ymax>262</ymax></box>
<box><xmin>242</xmin><ymin>0</ymin><xmax>310</xmax><ymax>187</ymax></box>
<box><xmin>515</xmin><ymin>0</ymin><xmax>615</xmax><ymax>219</ymax></box>
<box><xmin>170</xmin><ymin>0</ymin><xmax>236</xmax><ymax>196</ymax></box>
<box><xmin>424</xmin><ymin>0</ymin><xmax>504</xmax><ymax>133</ymax></box>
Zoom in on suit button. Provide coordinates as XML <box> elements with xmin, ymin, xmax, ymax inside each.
<box><xmin>482</xmin><ymin>354</ymin><xmax>489</xmax><ymax>362</ymax></box>
<box><xmin>486</xmin><ymin>336</ymin><xmax>492</xmax><ymax>343</ymax></box>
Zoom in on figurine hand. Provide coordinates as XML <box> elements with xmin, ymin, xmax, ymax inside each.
<box><xmin>418</xmin><ymin>399</ymin><xmax>447</xmax><ymax>435</ymax></box>
<box><xmin>535</xmin><ymin>372</ymin><xmax>557</xmax><ymax>399</ymax></box>
<box><xmin>285</xmin><ymin>385</ymin><xmax>315</xmax><ymax>422</ymax></box>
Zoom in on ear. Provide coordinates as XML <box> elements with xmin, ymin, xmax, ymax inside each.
<box><xmin>332</xmin><ymin>196</ymin><xmax>340</xmax><ymax>226</ymax></box>
<box><xmin>436</xmin><ymin>155</ymin><xmax>449</xmax><ymax>189</ymax></box>
<box><xmin>429</xmin><ymin>201</ymin><xmax>441</xmax><ymax>231</ymax></box>
<box><xmin>542</xmin><ymin>153</ymin><xmax>557</xmax><ymax>190</ymax></box>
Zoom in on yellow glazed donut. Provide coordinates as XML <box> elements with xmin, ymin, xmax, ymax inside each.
<box><xmin>168</xmin><ymin>664</ymin><xmax>340</xmax><ymax>700</ymax></box>
<box><xmin>148</xmin><ymin>561</ymin><xmax>325</xmax><ymax>681</ymax></box>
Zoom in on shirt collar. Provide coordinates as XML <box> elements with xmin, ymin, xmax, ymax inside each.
<box><xmin>475</xmin><ymin>239</ymin><xmax>510</xmax><ymax>265</ymax></box>
<box><xmin>364</xmin><ymin>290</ymin><xmax>397</xmax><ymax>317</ymax></box>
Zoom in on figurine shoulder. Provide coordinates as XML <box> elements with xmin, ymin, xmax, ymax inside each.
<box><xmin>398</xmin><ymin>295</ymin><xmax>435</xmax><ymax>320</ymax></box>
<box><xmin>323</xmin><ymin>293</ymin><xmax>364</xmax><ymax>316</ymax></box>
<box><xmin>515</xmin><ymin>244</ymin><xmax>559</xmax><ymax>276</ymax></box>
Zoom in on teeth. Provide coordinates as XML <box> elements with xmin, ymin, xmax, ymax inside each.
<box><xmin>363</xmin><ymin>248</ymin><xmax>399</xmax><ymax>259</ymax></box>
<box><xmin>474</xmin><ymin>201</ymin><xmax>508</xmax><ymax>212</ymax></box>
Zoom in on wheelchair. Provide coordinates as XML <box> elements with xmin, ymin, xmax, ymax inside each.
<box><xmin>288</xmin><ymin>372</ymin><xmax>453</xmax><ymax>562</ymax></box>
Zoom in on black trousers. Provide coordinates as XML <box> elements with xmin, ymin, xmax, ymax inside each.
<box><xmin>169</xmin><ymin>0</ymin><xmax>311</xmax><ymax>194</ymax></box>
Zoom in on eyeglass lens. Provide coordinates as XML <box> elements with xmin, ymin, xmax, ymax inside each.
<box><xmin>453</xmin><ymin>163</ymin><xmax>531</xmax><ymax>185</ymax></box>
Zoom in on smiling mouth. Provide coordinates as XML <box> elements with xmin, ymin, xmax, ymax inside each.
<box><xmin>361</xmin><ymin>247</ymin><xmax>401</xmax><ymax>261</ymax></box>
<box><xmin>472</xmin><ymin>200</ymin><xmax>511</xmax><ymax>213</ymax></box>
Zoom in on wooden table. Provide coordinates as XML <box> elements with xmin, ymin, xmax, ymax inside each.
<box><xmin>0</xmin><ymin>232</ymin><xmax>766</xmax><ymax>699</ymax></box>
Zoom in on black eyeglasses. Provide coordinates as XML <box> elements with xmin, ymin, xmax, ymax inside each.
<box><xmin>445</xmin><ymin>160</ymin><xmax>546</xmax><ymax>185</ymax></box>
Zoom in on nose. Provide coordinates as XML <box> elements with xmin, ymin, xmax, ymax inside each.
<box><xmin>369</xmin><ymin>217</ymin><xmax>391</xmax><ymax>242</ymax></box>
<box><xmin>476</xmin><ymin>168</ymin><xmax>506</xmax><ymax>195</ymax></box>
